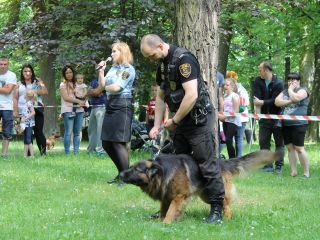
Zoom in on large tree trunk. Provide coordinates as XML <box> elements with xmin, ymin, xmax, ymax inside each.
<box><xmin>175</xmin><ymin>0</ymin><xmax>220</xmax><ymax>157</ymax></box>
<box><xmin>308</xmin><ymin>43</ymin><xmax>320</xmax><ymax>141</ymax></box>
<box><xmin>39</xmin><ymin>54</ymin><xmax>58</xmax><ymax>136</ymax></box>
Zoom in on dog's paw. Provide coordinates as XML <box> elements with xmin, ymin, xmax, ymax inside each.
<box><xmin>163</xmin><ymin>218</ymin><xmax>172</xmax><ymax>224</ymax></box>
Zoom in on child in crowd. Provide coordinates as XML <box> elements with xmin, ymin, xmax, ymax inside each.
<box><xmin>70</xmin><ymin>74</ymin><xmax>89</xmax><ymax>117</ymax></box>
<box><xmin>21</xmin><ymin>89</ymin><xmax>36</xmax><ymax>158</ymax></box>
<box><xmin>145</xmin><ymin>85</ymin><xmax>157</xmax><ymax>133</ymax></box>
<box><xmin>218</xmin><ymin>78</ymin><xmax>241</xmax><ymax>159</ymax></box>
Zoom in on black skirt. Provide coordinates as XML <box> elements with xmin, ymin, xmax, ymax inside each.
<box><xmin>101</xmin><ymin>98</ymin><xmax>133</xmax><ymax>142</ymax></box>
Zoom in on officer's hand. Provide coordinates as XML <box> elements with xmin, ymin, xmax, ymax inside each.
<box><xmin>164</xmin><ymin>119</ymin><xmax>176</xmax><ymax>132</ymax></box>
<box><xmin>149</xmin><ymin>127</ymin><xmax>160</xmax><ymax>139</ymax></box>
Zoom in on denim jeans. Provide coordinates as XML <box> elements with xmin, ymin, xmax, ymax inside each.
<box><xmin>24</xmin><ymin>126</ymin><xmax>33</xmax><ymax>144</ymax></box>
<box><xmin>0</xmin><ymin>110</ymin><xmax>13</xmax><ymax>140</ymax></box>
<box><xmin>87</xmin><ymin>106</ymin><xmax>105</xmax><ymax>153</ymax></box>
<box><xmin>63</xmin><ymin>112</ymin><xmax>84</xmax><ymax>154</ymax></box>
<box><xmin>235</xmin><ymin>122</ymin><xmax>246</xmax><ymax>157</ymax></box>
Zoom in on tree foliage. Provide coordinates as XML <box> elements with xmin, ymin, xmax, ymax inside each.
<box><xmin>0</xmin><ymin>0</ymin><xmax>175</xmax><ymax>133</ymax></box>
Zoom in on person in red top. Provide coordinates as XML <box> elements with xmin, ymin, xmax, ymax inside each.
<box><xmin>145</xmin><ymin>85</ymin><xmax>168</xmax><ymax>133</ymax></box>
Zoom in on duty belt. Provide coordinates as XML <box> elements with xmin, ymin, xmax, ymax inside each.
<box><xmin>107</xmin><ymin>94</ymin><xmax>132</xmax><ymax>100</ymax></box>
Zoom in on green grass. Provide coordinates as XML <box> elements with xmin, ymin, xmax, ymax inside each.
<box><xmin>0</xmin><ymin>140</ymin><xmax>319</xmax><ymax>239</ymax></box>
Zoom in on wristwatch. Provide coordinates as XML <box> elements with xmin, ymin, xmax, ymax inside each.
<box><xmin>172</xmin><ymin>118</ymin><xmax>179</xmax><ymax>126</ymax></box>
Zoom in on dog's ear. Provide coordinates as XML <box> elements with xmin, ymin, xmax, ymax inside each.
<box><xmin>146</xmin><ymin>162</ymin><xmax>162</xmax><ymax>178</ymax></box>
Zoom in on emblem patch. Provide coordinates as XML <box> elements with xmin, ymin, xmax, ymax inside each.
<box><xmin>170</xmin><ymin>81</ymin><xmax>176</xmax><ymax>91</ymax></box>
<box><xmin>122</xmin><ymin>71</ymin><xmax>130</xmax><ymax>80</ymax></box>
<box><xmin>179</xmin><ymin>63</ymin><xmax>191</xmax><ymax>78</ymax></box>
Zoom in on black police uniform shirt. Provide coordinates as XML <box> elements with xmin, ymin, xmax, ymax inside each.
<box><xmin>156</xmin><ymin>45</ymin><xmax>201</xmax><ymax>126</ymax></box>
<box><xmin>156</xmin><ymin>45</ymin><xmax>199</xmax><ymax>89</ymax></box>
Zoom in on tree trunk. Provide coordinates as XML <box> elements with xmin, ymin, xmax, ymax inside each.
<box><xmin>284</xmin><ymin>56</ymin><xmax>290</xmax><ymax>80</ymax></box>
<box><xmin>39</xmin><ymin>54</ymin><xmax>58</xmax><ymax>136</ymax></box>
<box><xmin>217</xmin><ymin>5</ymin><xmax>234</xmax><ymax>76</ymax></box>
<box><xmin>284</xmin><ymin>34</ymin><xmax>291</xmax><ymax>80</ymax></box>
<box><xmin>217</xmin><ymin>25</ymin><xmax>233</xmax><ymax>76</ymax></box>
<box><xmin>300</xmin><ymin>48</ymin><xmax>315</xmax><ymax>87</ymax></box>
<box><xmin>175</xmin><ymin>0</ymin><xmax>220</xmax><ymax>157</ymax></box>
<box><xmin>308</xmin><ymin>43</ymin><xmax>320</xmax><ymax>141</ymax></box>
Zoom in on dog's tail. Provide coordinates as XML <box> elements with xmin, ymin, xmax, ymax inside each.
<box><xmin>220</xmin><ymin>150</ymin><xmax>282</xmax><ymax>176</ymax></box>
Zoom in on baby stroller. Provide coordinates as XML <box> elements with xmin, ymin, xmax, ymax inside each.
<box><xmin>131</xmin><ymin>119</ymin><xmax>174</xmax><ymax>155</ymax></box>
<box><xmin>131</xmin><ymin>119</ymin><xmax>151</xmax><ymax>151</ymax></box>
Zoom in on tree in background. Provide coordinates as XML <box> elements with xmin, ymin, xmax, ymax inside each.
<box><xmin>175</xmin><ymin>0</ymin><xmax>220</xmax><ymax>155</ymax></box>
<box><xmin>0</xmin><ymin>0</ymin><xmax>174</xmax><ymax>135</ymax></box>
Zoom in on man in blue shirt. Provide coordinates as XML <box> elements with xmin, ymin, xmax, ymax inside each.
<box><xmin>87</xmin><ymin>78</ymin><xmax>106</xmax><ymax>156</ymax></box>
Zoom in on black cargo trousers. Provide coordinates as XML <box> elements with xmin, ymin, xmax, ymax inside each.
<box><xmin>173</xmin><ymin>112</ymin><xmax>225</xmax><ymax>206</ymax></box>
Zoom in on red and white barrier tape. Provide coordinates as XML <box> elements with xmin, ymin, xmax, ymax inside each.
<box><xmin>2</xmin><ymin>101</ymin><xmax>320</xmax><ymax>122</ymax></box>
<box><xmin>220</xmin><ymin>112</ymin><xmax>320</xmax><ymax>122</ymax></box>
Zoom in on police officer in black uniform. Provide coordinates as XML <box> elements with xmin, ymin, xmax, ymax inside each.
<box><xmin>140</xmin><ymin>34</ymin><xmax>225</xmax><ymax>224</ymax></box>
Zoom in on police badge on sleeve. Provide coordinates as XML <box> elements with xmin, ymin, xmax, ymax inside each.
<box><xmin>122</xmin><ymin>71</ymin><xmax>130</xmax><ymax>80</ymax></box>
<box><xmin>179</xmin><ymin>63</ymin><xmax>191</xmax><ymax>78</ymax></box>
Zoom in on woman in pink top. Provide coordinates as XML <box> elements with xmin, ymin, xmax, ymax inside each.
<box><xmin>218</xmin><ymin>78</ymin><xmax>241</xmax><ymax>158</ymax></box>
<box><xmin>59</xmin><ymin>65</ymin><xmax>86</xmax><ymax>155</ymax></box>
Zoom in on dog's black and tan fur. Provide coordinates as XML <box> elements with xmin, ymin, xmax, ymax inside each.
<box><xmin>120</xmin><ymin>150</ymin><xmax>281</xmax><ymax>224</ymax></box>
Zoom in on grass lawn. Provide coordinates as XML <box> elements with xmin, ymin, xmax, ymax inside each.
<box><xmin>0</xmin><ymin>140</ymin><xmax>319</xmax><ymax>239</ymax></box>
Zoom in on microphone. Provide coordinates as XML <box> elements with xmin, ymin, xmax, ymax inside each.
<box><xmin>96</xmin><ymin>57</ymin><xmax>112</xmax><ymax>70</ymax></box>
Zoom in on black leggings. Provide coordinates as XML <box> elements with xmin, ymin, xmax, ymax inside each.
<box><xmin>223</xmin><ymin>122</ymin><xmax>238</xmax><ymax>159</ymax></box>
<box><xmin>33</xmin><ymin>109</ymin><xmax>47</xmax><ymax>155</ymax></box>
<box><xmin>102</xmin><ymin>140</ymin><xmax>129</xmax><ymax>174</ymax></box>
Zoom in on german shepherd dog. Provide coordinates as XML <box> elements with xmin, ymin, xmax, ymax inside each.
<box><xmin>119</xmin><ymin>150</ymin><xmax>281</xmax><ymax>224</ymax></box>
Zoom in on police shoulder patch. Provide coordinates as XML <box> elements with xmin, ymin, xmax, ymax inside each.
<box><xmin>122</xmin><ymin>71</ymin><xmax>130</xmax><ymax>80</ymax></box>
<box><xmin>179</xmin><ymin>63</ymin><xmax>191</xmax><ymax>78</ymax></box>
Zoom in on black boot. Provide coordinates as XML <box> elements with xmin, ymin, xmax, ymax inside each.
<box><xmin>206</xmin><ymin>204</ymin><xmax>223</xmax><ymax>224</ymax></box>
<box><xmin>107</xmin><ymin>175</ymin><xmax>120</xmax><ymax>184</ymax></box>
<box><xmin>150</xmin><ymin>211</ymin><xmax>160</xmax><ymax>219</ymax></box>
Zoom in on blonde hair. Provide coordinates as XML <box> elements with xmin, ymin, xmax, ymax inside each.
<box><xmin>75</xmin><ymin>74</ymin><xmax>84</xmax><ymax>82</ymax></box>
<box><xmin>225</xmin><ymin>78</ymin><xmax>238</xmax><ymax>93</ymax></box>
<box><xmin>25</xmin><ymin>89</ymin><xmax>37</xmax><ymax>102</ymax></box>
<box><xmin>112</xmin><ymin>42</ymin><xmax>133</xmax><ymax>65</ymax></box>
<box><xmin>226</xmin><ymin>71</ymin><xmax>238</xmax><ymax>80</ymax></box>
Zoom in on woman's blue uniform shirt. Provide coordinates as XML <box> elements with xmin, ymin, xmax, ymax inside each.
<box><xmin>104</xmin><ymin>64</ymin><xmax>135</xmax><ymax>97</ymax></box>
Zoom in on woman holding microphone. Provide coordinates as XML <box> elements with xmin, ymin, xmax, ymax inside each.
<box><xmin>98</xmin><ymin>41</ymin><xmax>136</xmax><ymax>184</ymax></box>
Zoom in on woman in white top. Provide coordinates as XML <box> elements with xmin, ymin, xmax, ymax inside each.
<box><xmin>218</xmin><ymin>78</ymin><xmax>241</xmax><ymax>159</ymax></box>
<box><xmin>13</xmin><ymin>64</ymin><xmax>48</xmax><ymax>156</ymax></box>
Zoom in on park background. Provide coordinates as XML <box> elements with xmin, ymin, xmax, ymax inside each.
<box><xmin>0</xmin><ymin>0</ymin><xmax>320</xmax><ymax>239</ymax></box>
<box><xmin>0</xmin><ymin>0</ymin><xmax>319</xmax><ymax>141</ymax></box>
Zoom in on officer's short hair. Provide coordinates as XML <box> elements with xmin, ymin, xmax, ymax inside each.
<box><xmin>141</xmin><ymin>34</ymin><xmax>164</xmax><ymax>48</ymax></box>
<box><xmin>261</xmin><ymin>61</ymin><xmax>273</xmax><ymax>72</ymax></box>
<box><xmin>0</xmin><ymin>56</ymin><xmax>8</xmax><ymax>61</ymax></box>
